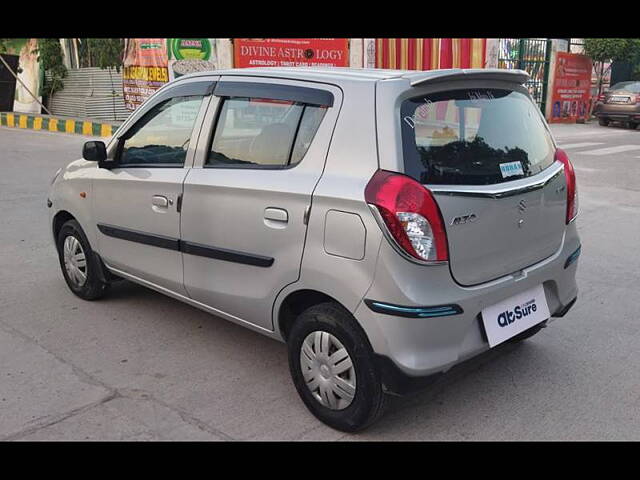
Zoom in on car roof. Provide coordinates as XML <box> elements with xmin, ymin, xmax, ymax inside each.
<box><xmin>177</xmin><ymin>66</ymin><xmax>530</xmax><ymax>86</ymax></box>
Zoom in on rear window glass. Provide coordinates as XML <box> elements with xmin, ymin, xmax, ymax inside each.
<box><xmin>400</xmin><ymin>88</ymin><xmax>555</xmax><ymax>185</ymax></box>
<box><xmin>610</xmin><ymin>82</ymin><xmax>640</xmax><ymax>93</ymax></box>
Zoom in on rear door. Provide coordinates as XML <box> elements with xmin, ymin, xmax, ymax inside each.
<box><xmin>181</xmin><ymin>77</ymin><xmax>342</xmax><ymax>330</ymax></box>
<box><xmin>398</xmin><ymin>86</ymin><xmax>566</xmax><ymax>286</ymax></box>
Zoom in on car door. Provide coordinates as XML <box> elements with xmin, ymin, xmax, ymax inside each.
<box><xmin>93</xmin><ymin>79</ymin><xmax>214</xmax><ymax>295</ymax></box>
<box><xmin>181</xmin><ymin>77</ymin><xmax>342</xmax><ymax>330</ymax></box>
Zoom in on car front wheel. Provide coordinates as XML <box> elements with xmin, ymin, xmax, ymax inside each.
<box><xmin>598</xmin><ymin>117</ymin><xmax>610</xmax><ymax>127</ymax></box>
<box><xmin>287</xmin><ymin>302</ymin><xmax>386</xmax><ymax>432</ymax></box>
<box><xmin>57</xmin><ymin>219</ymin><xmax>109</xmax><ymax>300</ymax></box>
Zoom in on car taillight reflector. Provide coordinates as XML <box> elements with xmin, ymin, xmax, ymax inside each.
<box><xmin>555</xmin><ymin>148</ymin><xmax>578</xmax><ymax>223</ymax></box>
<box><xmin>365</xmin><ymin>170</ymin><xmax>448</xmax><ymax>262</ymax></box>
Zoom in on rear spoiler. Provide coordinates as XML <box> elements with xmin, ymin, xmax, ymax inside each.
<box><xmin>405</xmin><ymin>68</ymin><xmax>530</xmax><ymax>88</ymax></box>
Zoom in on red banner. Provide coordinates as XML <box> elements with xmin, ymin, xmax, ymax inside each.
<box><xmin>233</xmin><ymin>38</ymin><xmax>349</xmax><ymax>68</ymax></box>
<box><xmin>549</xmin><ymin>52</ymin><xmax>593</xmax><ymax>123</ymax></box>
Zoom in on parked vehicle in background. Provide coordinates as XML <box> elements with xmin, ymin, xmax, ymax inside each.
<box><xmin>47</xmin><ymin>67</ymin><xmax>581</xmax><ymax>432</ymax></box>
<box><xmin>594</xmin><ymin>81</ymin><xmax>640</xmax><ymax>129</ymax></box>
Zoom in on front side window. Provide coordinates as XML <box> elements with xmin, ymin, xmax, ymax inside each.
<box><xmin>119</xmin><ymin>95</ymin><xmax>204</xmax><ymax>167</ymax></box>
<box><xmin>400</xmin><ymin>88</ymin><xmax>555</xmax><ymax>185</ymax></box>
<box><xmin>207</xmin><ymin>97</ymin><xmax>326</xmax><ymax>168</ymax></box>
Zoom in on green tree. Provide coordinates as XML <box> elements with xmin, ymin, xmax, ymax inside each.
<box><xmin>584</xmin><ymin>38</ymin><xmax>640</xmax><ymax>94</ymax></box>
<box><xmin>34</xmin><ymin>38</ymin><xmax>67</xmax><ymax>96</ymax></box>
<box><xmin>78</xmin><ymin>38</ymin><xmax>124</xmax><ymax>71</ymax></box>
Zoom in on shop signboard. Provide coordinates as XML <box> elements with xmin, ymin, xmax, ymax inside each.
<box><xmin>122</xmin><ymin>38</ymin><xmax>170</xmax><ymax>111</ymax></box>
<box><xmin>549</xmin><ymin>52</ymin><xmax>593</xmax><ymax>123</ymax></box>
<box><xmin>233</xmin><ymin>38</ymin><xmax>349</xmax><ymax>68</ymax></box>
<box><xmin>168</xmin><ymin>38</ymin><xmax>217</xmax><ymax>81</ymax></box>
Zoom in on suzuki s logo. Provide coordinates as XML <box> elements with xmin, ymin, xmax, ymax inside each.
<box><xmin>497</xmin><ymin>299</ymin><xmax>538</xmax><ymax>327</ymax></box>
<box><xmin>518</xmin><ymin>199</ymin><xmax>527</xmax><ymax>213</ymax></box>
<box><xmin>450</xmin><ymin>213</ymin><xmax>478</xmax><ymax>226</ymax></box>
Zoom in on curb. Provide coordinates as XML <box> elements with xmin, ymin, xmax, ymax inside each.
<box><xmin>0</xmin><ymin>112</ymin><xmax>121</xmax><ymax>137</ymax></box>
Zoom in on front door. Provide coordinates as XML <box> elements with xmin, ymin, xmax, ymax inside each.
<box><xmin>93</xmin><ymin>92</ymin><xmax>208</xmax><ymax>295</ymax></box>
<box><xmin>181</xmin><ymin>77</ymin><xmax>342</xmax><ymax>330</ymax></box>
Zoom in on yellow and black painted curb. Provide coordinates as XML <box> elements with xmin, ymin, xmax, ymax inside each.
<box><xmin>0</xmin><ymin>112</ymin><xmax>121</xmax><ymax>137</ymax></box>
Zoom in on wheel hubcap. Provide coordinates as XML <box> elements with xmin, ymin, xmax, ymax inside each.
<box><xmin>300</xmin><ymin>331</ymin><xmax>356</xmax><ymax>410</ymax></box>
<box><xmin>63</xmin><ymin>235</ymin><xmax>87</xmax><ymax>287</ymax></box>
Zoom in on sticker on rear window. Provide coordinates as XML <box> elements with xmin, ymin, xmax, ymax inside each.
<box><xmin>499</xmin><ymin>161</ymin><xmax>524</xmax><ymax>178</ymax></box>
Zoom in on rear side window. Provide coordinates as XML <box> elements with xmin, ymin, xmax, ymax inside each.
<box><xmin>400</xmin><ymin>88</ymin><xmax>555</xmax><ymax>185</ymax></box>
<box><xmin>207</xmin><ymin>97</ymin><xmax>326</xmax><ymax>168</ymax></box>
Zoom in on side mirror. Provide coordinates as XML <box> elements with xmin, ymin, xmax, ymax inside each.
<box><xmin>82</xmin><ymin>141</ymin><xmax>107</xmax><ymax>162</ymax></box>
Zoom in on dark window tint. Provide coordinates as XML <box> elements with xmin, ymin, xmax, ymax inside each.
<box><xmin>207</xmin><ymin>98</ymin><xmax>326</xmax><ymax>168</ymax></box>
<box><xmin>400</xmin><ymin>89</ymin><xmax>555</xmax><ymax>185</ymax></box>
<box><xmin>120</xmin><ymin>96</ymin><xmax>204</xmax><ymax>166</ymax></box>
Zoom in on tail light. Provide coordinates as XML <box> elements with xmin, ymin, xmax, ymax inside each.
<box><xmin>635</xmin><ymin>94</ymin><xmax>640</xmax><ymax>104</ymax></box>
<box><xmin>365</xmin><ymin>170</ymin><xmax>448</xmax><ymax>262</ymax></box>
<box><xmin>555</xmin><ymin>148</ymin><xmax>578</xmax><ymax>223</ymax></box>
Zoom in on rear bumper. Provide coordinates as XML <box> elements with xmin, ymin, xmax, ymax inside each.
<box><xmin>375</xmin><ymin>295</ymin><xmax>577</xmax><ymax>396</ymax></box>
<box><xmin>596</xmin><ymin>103</ymin><xmax>640</xmax><ymax>121</ymax></box>
<box><xmin>355</xmin><ymin>222</ymin><xmax>581</xmax><ymax>384</ymax></box>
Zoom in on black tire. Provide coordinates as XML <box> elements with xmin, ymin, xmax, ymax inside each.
<box><xmin>628</xmin><ymin>121</ymin><xmax>639</xmax><ymax>130</ymax></box>
<box><xmin>56</xmin><ymin>219</ymin><xmax>109</xmax><ymax>300</ymax></box>
<box><xmin>507</xmin><ymin>321</ymin><xmax>546</xmax><ymax>344</ymax></box>
<box><xmin>287</xmin><ymin>302</ymin><xmax>386</xmax><ymax>432</ymax></box>
<box><xmin>598</xmin><ymin>117</ymin><xmax>610</xmax><ymax>127</ymax></box>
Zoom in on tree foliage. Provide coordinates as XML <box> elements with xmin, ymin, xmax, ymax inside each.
<box><xmin>583</xmin><ymin>38</ymin><xmax>640</xmax><ymax>64</ymax></box>
<box><xmin>34</xmin><ymin>38</ymin><xmax>67</xmax><ymax>96</ymax></box>
<box><xmin>79</xmin><ymin>38</ymin><xmax>124</xmax><ymax>71</ymax></box>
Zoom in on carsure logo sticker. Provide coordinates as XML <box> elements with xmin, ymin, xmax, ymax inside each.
<box><xmin>481</xmin><ymin>284</ymin><xmax>550</xmax><ymax>347</ymax></box>
<box><xmin>496</xmin><ymin>298</ymin><xmax>538</xmax><ymax>327</ymax></box>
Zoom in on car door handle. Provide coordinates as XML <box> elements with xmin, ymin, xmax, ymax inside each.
<box><xmin>264</xmin><ymin>207</ymin><xmax>288</xmax><ymax>222</ymax></box>
<box><xmin>152</xmin><ymin>195</ymin><xmax>170</xmax><ymax>208</ymax></box>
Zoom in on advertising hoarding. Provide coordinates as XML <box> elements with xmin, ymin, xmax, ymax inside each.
<box><xmin>234</xmin><ymin>38</ymin><xmax>349</xmax><ymax>68</ymax></box>
<box><xmin>549</xmin><ymin>52</ymin><xmax>593</xmax><ymax>123</ymax></box>
<box><xmin>122</xmin><ymin>39</ymin><xmax>170</xmax><ymax>111</ymax></box>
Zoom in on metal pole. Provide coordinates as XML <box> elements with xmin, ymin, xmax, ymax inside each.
<box><xmin>0</xmin><ymin>54</ymin><xmax>52</xmax><ymax>115</ymax></box>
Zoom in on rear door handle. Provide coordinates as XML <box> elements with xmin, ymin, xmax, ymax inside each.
<box><xmin>152</xmin><ymin>195</ymin><xmax>170</xmax><ymax>208</ymax></box>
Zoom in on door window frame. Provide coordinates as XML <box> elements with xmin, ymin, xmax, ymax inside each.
<box><xmin>196</xmin><ymin>78</ymin><xmax>335</xmax><ymax>171</ymax></box>
<box><xmin>104</xmin><ymin>78</ymin><xmax>217</xmax><ymax>169</ymax></box>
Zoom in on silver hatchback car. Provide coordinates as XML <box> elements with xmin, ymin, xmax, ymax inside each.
<box><xmin>48</xmin><ymin>67</ymin><xmax>580</xmax><ymax>431</ymax></box>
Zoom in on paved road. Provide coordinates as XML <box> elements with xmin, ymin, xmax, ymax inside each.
<box><xmin>1</xmin><ymin>122</ymin><xmax>639</xmax><ymax>441</ymax></box>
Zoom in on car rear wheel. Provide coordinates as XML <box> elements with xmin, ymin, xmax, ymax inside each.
<box><xmin>598</xmin><ymin>117</ymin><xmax>610</xmax><ymax>127</ymax></box>
<box><xmin>57</xmin><ymin>219</ymin><xmax>109</xmax><ymax>300</ymax></box>
<box><xmin>628</xmin><ymin>121</ymin><xmax>639</xmax><ymax>130</ymax></box>
<box><xmin>287</xmin><ymin>302</ymin><xmax>386</xmax><ymax>432</ymax></box>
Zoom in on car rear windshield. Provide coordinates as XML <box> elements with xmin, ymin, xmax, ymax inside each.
<box><xmin>400</xmin><ymin>88</ymin><xmax>556</xmax><ymax>185</ymax></box>
<box><xmin>610</xmin><ymin>82</ymin><xmax>640</xmax><ymax>93</ymax></box>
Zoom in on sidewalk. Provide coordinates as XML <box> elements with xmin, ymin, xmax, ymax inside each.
<box><xmin>0</xmin><ymin>112</ymin><xmax>122</xmax><ymax>138</ymax></box>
